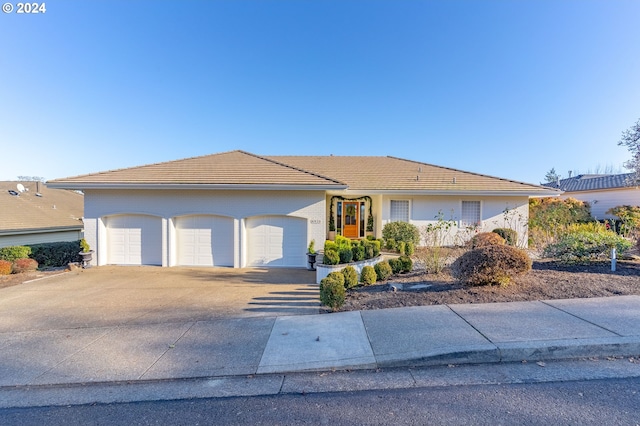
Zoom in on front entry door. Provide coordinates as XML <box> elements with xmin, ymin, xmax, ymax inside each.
<box><xmin>343</xmin><ymin>202</ymin><xmax>359</xmax><ymax>238</ymax></box>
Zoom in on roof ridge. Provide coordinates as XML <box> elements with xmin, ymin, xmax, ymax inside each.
<box><xmin>386</xmin><ymin>155</ymin><xmax>554</xmax><ymax>190</ymax></box>
<box><xmin>251</xmin><ymin>152</ymin><xmax>347</xmax><ymax>185</ymax></box>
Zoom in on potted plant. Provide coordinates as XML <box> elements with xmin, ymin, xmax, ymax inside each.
<box><xmin>79</xmin><ymin>238</ymin><xmax>94</xmax><ymax>268</ymax></box>
<box><xmin>307</xmin><ymin>240</ymin><xmax>317</xmax><ymax>271</ymax></box>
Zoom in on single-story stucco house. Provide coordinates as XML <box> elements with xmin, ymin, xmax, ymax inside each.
<box><xmin>47</xmin><ymin>150</ymin><xmax>559</xmax><ymax>268</ymax></box>
<box><xmin>1</xmin><ymin>181</ymin><xmax>84</xmax><ymax>248</ymax></box>
<box><xmin>542</xmin><ymin>173</ymin><xmax>640</xmax><ymax>220</ymax></box>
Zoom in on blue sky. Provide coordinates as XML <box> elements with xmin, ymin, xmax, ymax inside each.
<box><xmin>2</xmin><ymin>0</ymin><xmax>639</xmax><ymax>185</ymax></box>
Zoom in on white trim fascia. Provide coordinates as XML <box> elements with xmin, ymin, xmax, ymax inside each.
<box><xmin>331</xmin><ymin>189</ymin><xmax>562</xmax><ymax>197</ymax></box>
<box><xmin>0</xmin><ymin>226</ymin><xmax>84</xmax><ymax>236</ymax></box>
<box><xmin>45</xmin><ymin>183</ymin><xmax>348</xmax><ymax>191</ymax></box>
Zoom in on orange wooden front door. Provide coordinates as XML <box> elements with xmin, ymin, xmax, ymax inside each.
<box><xmin>343</xmin><ymin>202</ymin><xmax>359</xmax><ymax>238</ymax></box>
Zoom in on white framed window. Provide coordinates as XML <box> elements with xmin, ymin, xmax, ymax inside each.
<box><xmin>390</xmin><ymin>200</ymin><xmax>410</xmax><ymax>222</ymax></box>
<box><xmin>461</xmin><ymin>201</ymin><xmax>481</xmax><ymax>228</ymax></box>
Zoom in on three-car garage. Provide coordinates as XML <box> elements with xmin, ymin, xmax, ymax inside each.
<box><xmin>102</xmin><ymin>213</ymin><xmax>309</xmax><ymax>268</ymax></box>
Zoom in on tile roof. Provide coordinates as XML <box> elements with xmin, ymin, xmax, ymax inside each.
<box><xmin>0</xmin><ymin>181</ymin><xmax>84</xmax><ymax>234</ymax></box>
<box><xmin>268</xmin><ymin>155</ymin><xmax>555</xmax><ymax>194</ymax></box>
<box><xmin>47</xmin><ymin>151</ymin><xmax>344</xmax><ymax>188</ymax></box>
<box><xmin>541</xmin><ymin>173</ymin><xmax>636</xmax><ymax>192</ymax></box>
<box><xmin>48</xmin><ymin>150</ymin><xmax>558</xmax><ymax>195</ymax></box>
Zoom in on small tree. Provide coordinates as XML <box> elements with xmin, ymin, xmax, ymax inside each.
<box><xmin>617</xmin><ymin>117</ymin><xmax>640</xmax><ymax>185</ymax></box>
<box><xmin>543</xmin><ymin>167</ymin><xmax>560</xmax><ymax>184</ymax></box>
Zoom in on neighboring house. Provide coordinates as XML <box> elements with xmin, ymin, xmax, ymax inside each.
<box><xmin>542</xmin><ymin>173</ymin><xmax>640</xmax><ymax>220</ymax></box>
<box><xmin>0</xmin><ymin>181</ymin><xmax>84</xmax><ymax>248</ymax></box>
<box><xmin>47</xmin><ymin>150</ymin><xmax>559</xmax><ymax>268</ymax></box>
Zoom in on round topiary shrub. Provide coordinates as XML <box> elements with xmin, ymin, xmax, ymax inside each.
<box><xmin>388</xmin><ymin>257</ymin><xmax>402</xmax><ymax>275</ymax></box>
<box><xmin>320</xmin><ymin>273</ymin><xmax>346</xmax><ymax>311</ymax></box>
<box><xmin>339</xmin><ymin>247</ymin><xmax>353</xmax><ymax>264</ymax></box>
<box><xmin>360</xmin><ymin>265</ymin><xmax>377</xmax><ymax>285</ymax></box>
<box><xmin>0</xmin><ymin>260</ymin><xmax>12</xmax><ymax>275</ymax></box>
<box><xmin>341</xmin><ymin>266</ymin><xmax>358</xmax><ymax>289</ymax></box>
<box><xmin>405</xmin><ymin>242</ymin><xmax>415</xmax><ymax>256</ymax></box>
<box><xmin>471</xmin><ymin>232</ymin><xmax>506</xmax><ymax>249</ymax></box>
<box><xmin>374</xmin><ymin>261</ymin><xmax>392</xmax><ymax>281</ymax></box>
<box><xmin>398</xmin><ymin>255</ymin><xmax>413</xmax><ymax>273</ymax></box>
<box><xmin>352</xmin><ymin>245</ymin><xmax>365</xmax><ymax>261</ymax></box>
<box><xmin>12</xmin><ymin>258</ymin><xmax>38</xmax><ymax>274</ymax></box>
<box><xmin>452</xmin><ymin>245</ymin><xmax>532</xmax><ymax>286</ymax></box>
<box><xmin>492</xmin><ymin>228</ymin><xmax>518</xmax><ymax>246</ymax></box>
<box><xmin>322</xmin><ymin>249</ymin><xmax>340</xmax><ymax>265</ymax></box>
<box><xmin>382</xmin><ymin>221</ymin><xmax>420</xmax><ymax>246</ymax></box>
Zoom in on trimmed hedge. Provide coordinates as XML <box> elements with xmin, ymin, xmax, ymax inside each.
<box><xmin>374</xmin><ymin>261</ymin><xmax>392</xmax><ymax>281</ymax></box>
<box><xmin>360</xmin><ymin>265</ymin><xmax>377</xmax><ymax>285</ymax></box>
<box><xmin>323</xmin><ymin>249</ymin><xmax>340</xmax><ymax>265</ymax></box>
<box><xmin>28</xmin><ymin>240</ymin><xmax>82</xmax><ymax>267</ymax></box>
<box><xmin>320</xmin><ymin>272</ymin><xmax>346</xmax><ymax>311</ymax></box>
<box><xmin>12</xmin><ymin>258</ymin><xmax>38</xmax><ymax>274</ymax></box>
<box><xmin>342</xmin><ymin>266</ymin><xmax>359</xmax><ymax>289</ymax></box>
<box><xmin>452</xmin><ymin>245</ymin><xmax>532</xmax><ymax>286</ymax></box>
<box><xmin>0</xmin><ymin>246</ymin><xmax>32</xmax><ymax>262</ymax></box>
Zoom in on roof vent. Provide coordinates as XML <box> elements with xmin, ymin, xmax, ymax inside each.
<box><xmin>35</xmin><ymin>193</ymin><xmax>43</xmax><ymax>197</ymax></box>
<box><xmin>418</xmin><ymin>167</ymin><xmax>422</xmax><ymax>172</ymax></box>
<box><xmin>452</xmin><ymin>177</ymin><xmax>457</xmax><ymax>184</ymax></box>
<box><xmin>8</xmin><ymin>190</ymin><xmax>18</xmax><ymax>196</ymax></box>
<box><xmin>416</xmin><ymin>175</ymin><xmax>419</xmax><ymax>181</ymax></box>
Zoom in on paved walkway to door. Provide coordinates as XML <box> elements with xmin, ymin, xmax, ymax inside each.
<box><xmin>0</xmin><ymin>266</ymin><xmax>320</xmax><ymax>332</ymax></box>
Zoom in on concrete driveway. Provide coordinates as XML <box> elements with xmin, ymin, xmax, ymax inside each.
<box><xmin>0</xmin><ymin>266</ymin><xmax>320</xmax><ymax>332</ymax></box>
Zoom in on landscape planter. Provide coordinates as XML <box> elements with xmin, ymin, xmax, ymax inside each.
<box><xmin>79</xmin><ymin>250</ymin><xmax>94</xmax><ymax>269</ymax></box>
<box><xmin>307</xmin><ymin>253</ymin><xmax>318</xmax><ymax>271</ymax></box>
<box><xmin>315</xmin><ymin>255</ymin><xmax>384</xmax><ymax>284</ymax></box>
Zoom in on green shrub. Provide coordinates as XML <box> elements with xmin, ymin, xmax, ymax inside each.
<box><xmin>382</xmin><ymin>221</ymin><xmax>420</xmax><ymax>245</ymax></box>
<box><xmin>606</xmin><ymin>205</ymin><xmax>640</xmax><ymax>237</ymax></box>
<box><xmin>388</xmin><ymin>257</ymin><xmax>403</xmax><ymax>274</ymax></box>
<box><xmin>397</xmin><ymin>241</ymin><xmax>406</xmax><ymax>255</ymax></box>
<box><xmin>543</xmin><ymin>231</ymin><xmax>632</xmax><ymax>262</ymax></box>
<box><xmin>529</xmin><ymin>197</ymin><xmax>593</xmax><ymax>247</ymax></box>
<box><xmin>342</xmin><ymin>266</ymin><xmax>358</xmax><ymax>289</ymax></box>
<box><xmin>360</xmin><ymin>265</ymin><xmax>377</xmax><ymax>285</ymax></box>
<box><xmin>28</xmin><ymin>241</ymin><xmax>82</xmax><ymax>267</ymax></box>
<box><xmin>471</xmin><ymin>232</ymin><xmax>505</xmax><ymax>249</ymax></box>
<box><xmin>374</xmin><ymin>261</ymin><xmax>392</xmax><ymax>281</ymax></box>
<box><xmin>385</xmin><ymin>238</ymin><xmax>396</xmax><ymax>251</ymax></box>
<box><xmin>352</xmin><ymin>245</ymin><xmax>365</xmax><ymax>262</ymax></box>
<box><xmin>372</xmin><ymin>239</ymin><xmax>381</xmax><ymax>257</ymax></box>
<box><xmin>452</xmin><ymin>245</ymin><xmax>532</xmax><ymax>286</ymax></box>
<box><xmin>492</xmin><ymin>228</ymin><xmax>518</xmax><ymax>246</ymax></box>
<box><xmin>363</xmin><ymin>240</ymin><xmax>376</xmax><ymax>259</ymax></box>
<box><xmin>320</xmin><ymin>273</ymin><xmax>346</xmax><ymax>311</ymax></box>
<box><xmin>324</xmin><ymin>240</ymin><xmax>338</xmax><ymax>253</ymax></box>
<box><xmin>335</xmin><ymin>235</ymin><xmax>352</xmax><ymax>249</ymax></box>
<box><xmin>398</xmin><ymin>255</ymin><xmax>413</xmax><ymax>273</ymax></box>
<box><xmin>79</xmin><ymin>238</ymin><xmax>91</xmax><ymax>253</ymax></box>
<box><xmin>405</xmin><ymin>242</ymin><xmax>415</xmax><ymax>256</ymax></box>
<box><xmin>0</xmin><ymin>246</ymin><xmax>32</xmax><ymax>262</ymax></box>
<box><xmin>12</xmin><ymin>258</ymin><xmax>38</xmax><ymax>273</ymax></box>
<box><xmin>339</xmin><ymin>247</ymin><xmax>353</xmax><ymax>264</ymax></box>
<box><xmin>0</xmin><ymin>260</ymin><xmax>12</xmax><ymax>275</ymax></box>
<box><xmin>322</xmin><ymin>249</ymin><xmax>340</xmax><ymax>265</ymax></box>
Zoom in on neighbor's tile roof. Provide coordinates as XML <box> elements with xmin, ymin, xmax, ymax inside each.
<box><xmin>542</xmin><ymin>173</ymin><xmax>636</xmax><ymax>192</ymax></box>
<box><xmin>48</xmin><ymin>151</ymin><xmax>344</xmax><ymax>187</ymax></box>
<box><xmin>268</xmin><ymin>155</ymin><xmax>554</xmax><ymax>193</ymax></box>
<box><xmin>48</xmin><ymin>150</ymin><xmax>556</xmax><ymax>194</ymax></box>
<box><xmin>0</xmin><ymin>181</ymin><xmax>84</xmax><ymax>234</ymax></box>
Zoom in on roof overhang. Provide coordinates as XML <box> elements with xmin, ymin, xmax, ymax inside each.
<box><xmin>329</xmin><ymin>189</ymin><xmax>563</xmax><ymax>197</ymax></box>
<box><xmin>46</xmin><ymin>183</ymin><xmax>349</xmax><ymax>191</ymax></box>
<box><xmin>0</xmin><ymin>225</ymin><xmax>84</xmax><ymax>236</ymax></box>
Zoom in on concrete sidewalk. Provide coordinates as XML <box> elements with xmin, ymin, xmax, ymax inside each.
<box><xmin>1</xmin><ymin>295</ymin><xmax>639</xmax><ymax>389</ymax></box>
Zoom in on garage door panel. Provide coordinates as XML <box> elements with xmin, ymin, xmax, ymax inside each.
<box><xmin>176</xmin><ymin>215</ymin><xmax>233</xmax><ymax>267</ymax></box>
<box><xmin>247</xmin><ymin>216</ymin><xmax>306</xmax><ymax>267</ymax></box>
<box><xmin>107</xmin><ymin>215</ymin><xmax>161</xmax><ymax>266</ymax></box>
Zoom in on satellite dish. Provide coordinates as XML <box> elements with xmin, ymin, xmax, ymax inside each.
<box><xmin>16</xmin><ymin>183</ymin><xmax>25</xmax><ymax>193</ymax></box>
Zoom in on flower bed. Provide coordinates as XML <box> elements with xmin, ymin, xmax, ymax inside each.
<box><xmin>316</xmin><ymin>255</ymin><xmax>384</xmax><ymax>284</ymax></box>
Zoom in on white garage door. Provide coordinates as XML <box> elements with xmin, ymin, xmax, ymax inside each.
<box><xmin>176</xmin><ymin>215</ymin><xmax>234</xmax><ymax>267</ymax></box>
<box><xmin>246</xmin><ymin>216</ymin><xmax>307</xmax><ymax>267</ymax></box>
<box><xmin>107</xmin><ymin>215</ymin><xmax>162</xmax><ymax>265</ymax></box>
